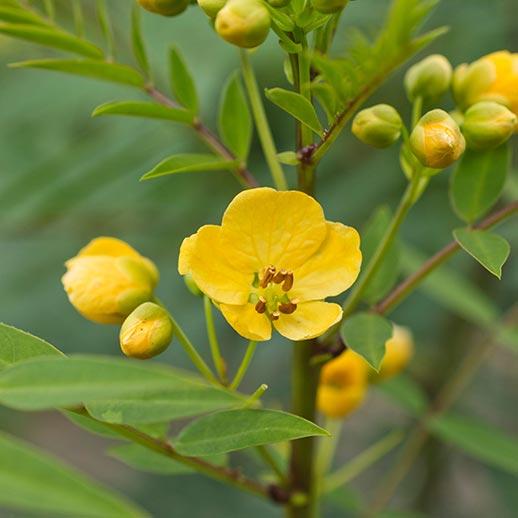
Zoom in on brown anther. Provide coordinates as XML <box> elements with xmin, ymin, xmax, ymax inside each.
<box><xmin>272</xmin><ymin>269</ymin><xmax>287</xmax><ymax>284</ymax></box>
<box><xmin>260</xmin><ymin>265</ymin><xmax>276</xmax><ymax>288</ymax></box>
<box><xmin>271</xmin><ymin>311</ymin><xmax>281</xmax><ymax>321</ymax></box>
<box><xmin>278</xmin><ymin>301</ymin><xmax>297</xmax><ymax>314</ymax></box>
<box><xmin>281</xmin><ymin>272</ymin><xmax>294</xmax><ymax>292</ymax></box>
<box><xmin>254</xmin><ymin>296</ymin><xmax>267</xmax><ymax>314</ymax></box>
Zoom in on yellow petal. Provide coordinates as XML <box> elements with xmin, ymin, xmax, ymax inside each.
<box><xmin>219</xmin><ymin>303</ymin><xmax>272</xmax><ymax>341</ymax></box>
<box><xmin>291</xmin><ymin>222</ymin><xmax>361</xmax><ymax>302</ymax></box>
<box><xmin>178</xmin><ymin>233</ymin><xmax>197</xmax><ymax>275</ymax></box>
<box><xmin>77</xmin><ymin>237</ymin><xmax>141</xmax><ymax>258</ymax></box>
<box><xmin>221</xmin><ymin>187</ymin><xmax>327</xmax><ymax>272</ymax></box>
<box><xmin>187</xmin><ymin>225</ymin><xmax>250</xmax><ymax>305</ymax></box>
<box><xmin>273</xmin><ymin>301</ymin><xmax>342</xmax><ymax>341</ymax></box>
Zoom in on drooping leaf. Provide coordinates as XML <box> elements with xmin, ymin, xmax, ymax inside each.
<box><xmin>377</xmin><ymin>374</ymin><xmax>428</xmax><ymax>416</ymax></box>
<box><xmin>92</xmin><ymin>101</ymin><xmax>193</xmax><ymax>124</ymax></box>
<box><xmin>453</xmin><ymin>228</ymin><xmax>511</xmax><ymax>279</ymax></box>
<box><xmin>429</xmin><ymin>414</ymin><xmax>518</xmax><ymax>475</ymax></box>
<box><xmin>265</xmin><ymin>87</ymin><xmax>323</xmax><ymax>136</ymax></box>
<box><xmin>174</xmin><ymin>409</ymin><xmax>329</xmax><ymax>456</ymax></box>
<box><xmin>141</xmin><ymin>154</ymin><xmax>238</xmax><ymax>180</ymax></box>
<box><xmin>10</xmin><ymin>59</ymin><xmax>146</xmax><ymax>87</ymax></box>
<box><xmin>219</xmin><ymin>72</ymin><xmax>252</xmax><ymax>161</ymax></box>
<box><xmin>0</xmin><ymin>431</ymin><xmax>147</xmax><ymax>517</ymax></box>
<box><xmin>0</xmin><ymin>22</ymin><xmax>103</xmax><ymax>58</ymax></box>
<box><xmin>341</xmin><ymin>313</ymin><xmax>393</xmax><ymax>370</ymax></box>
<box><xmin>169</xmin><ymin>47</ymin><xmax>198</xmax><ymax>113</ymax></box>
<box><xmin>131</xmin><ymin>4</ymin><xmax>149</xmax><ymax>76</ymax></box>
<box><xmin>450</xmin><ymin>145</ymin><xmax>509</xmax><ymax>223</ymax></box>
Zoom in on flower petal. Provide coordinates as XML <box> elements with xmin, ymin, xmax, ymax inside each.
<box><xmin>221</xmin><ymin>188</ymin><xmax>327</xmax><ymax>272</ymax></box>
<box><xmin>291</xmin><ymin>222</ymin><xmax>361</xmax><ymax>302</ymax></box>
<box><xmin>273</xmin><ymin>301</ymin><xmax>342</xmax><ymax>341</ymax></box>
<box><xmin>178</xmin><ymin>233</ymin><xmax>197</xmax><ymax>276</ymax></box>
<box><xmin>219</xmin><ymin>303</ymin><xmax>272</xmax><ymax>341</ymax></box>
<box><xmin>186</xmin><ymin>225</ymin><xmax>250</xmax><ymax>305</ymax></box>
<box><xmin>77</xmin><ymin>237</ymin><xmax>141</xmax><ymax>258</ymax></box>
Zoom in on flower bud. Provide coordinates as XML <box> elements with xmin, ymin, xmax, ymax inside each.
<box><xmin>215</xmin><ymin>0</ymin><xmax>270</xmax><ymax>49</ymax></box>
<box><xmin>370</xmin><ymin>325</ymin><xmax>414</xmax><ymax>382</ymax></box>
<box><xmin>267</xmin><ymin>0</ymin><xmax>290</xmax><ymax>7</ymax></box>
<box><xmin>352</xmin><ymin>104</ymin><xmax>403</xmax><ymax>148</ymax></box>
<box><xmin>317</xmin><ymin>350</ymin><xmax>369</xmax><ymax>419</ymax></box>
<box><xmin>462</xmin><ymin>101</ymin><xmax>516</xmax><ymax>150</ymax></box>
<box><xmin>312</xmin><ymin>0</ymin><xmax>348</xmax><ymax>14</ymax></box>
<box><xmin>453</xmin><ymin>51</ymin><xmax>518</xmax><ymax>116</ymax></box>
<box><xmin>62</xmin><ymin>237</ymin><xmax>158</xmax><ymax>324</ymax></box>
<box><xmin>138</xmin><ymin>0</ymin><xmax>190</xmax><ymax>16</ymax></box>
<box><xmin>184</xmin><ymin>273</ymin><xmax>203</xmax><ymax>296</ymax></box>
<box><xmin>198</xmin><ymin>0</ymin><xmax>226</xmax><ymax>18</ymax></box>
<box><xmin>120</xmin><ymin>302</ymin><xmax>173</xmax><ymax>359</ymax></box>
<box><xmin>409</xmin><ymin>109</ymin><xmax>465</xmax><ymax>169</ymax></box>
<box><xmin>404</xmin><ymin>54</ymin><xmax>452</xmax><ymax>101</ymax></box>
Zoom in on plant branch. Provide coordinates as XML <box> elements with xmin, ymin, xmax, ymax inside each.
<box><xmin>374</xmin><ymin>201</ymin><xmax>518</xmax><ymax>315</ymax></box>
<box><xmin>230</xmin><ymin>340</ymin><xmax>257</xmax><ymax>390</ymax></box>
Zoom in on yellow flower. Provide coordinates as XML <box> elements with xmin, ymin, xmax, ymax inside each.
<box><xmin>372</xmin><ymin>325</ymin><xmax>414</xmax><ymax>382</ymax></box>
<box><xmin>178</xmin><ymin>188</ymin><xmax>362</xmax><ymax>341</ymax></box>
<box><xmin>317</xmin><ymin>350</ymin><xmax>369</xmax><ymax>419</ymax></box>
<box><xmin>453</xmin><ymin>50</ymin><xmax>518</xmax><ymax>117</ymax></box>
<box><xmin>62</xmin><ymin>237</ymin><xmax>159</xmax><ymax>324</ymax></box>
<box><xmin>120</xmin><ymin>302</ymin><xmax>173</xmax><ymax>359</ymax></box>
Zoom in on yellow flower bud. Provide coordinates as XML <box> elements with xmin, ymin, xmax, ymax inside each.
<box><xmin>371</xmin><ymin>325</ymin><xmax>414</xmax><ymax>382</ymax></box>
<box><xmin>453</xmin><ymin>51</ymin><xmax>518</xmax><ymax>116</ymax></box>
<box><xmin>198</xmin><ymin>0</ymin><xmax>226</xmax><ymax>18</ymax></box>
<box><xmin>410</xmin><ymin>109</ymin><xmax>465</xmax><ymax>169</ymax></box>
<box><xmin>317</xmin><ymin>350</ymin><xmax>369</xmax><ymax>419</ymax></box>
<box><xmin>352</xmin><ymin>104</ymin><xmax>403</xmax><ymax>149</ymax></box>
<box><xmin>312</xmin><ymin>0</ymin><xmax>348</xmax><ymax>15</ymax></box>
<box><xmin>62</xmin><ymin>237</ymin><xmax>158</xmax><ymax>325</ymax></box>
<box><xmin>215</xmin><ymin>0</ymin><xmax>270</xmax><ymax>49</ymax></box>
<box><xmin>404</xmin><ymin>54</ymin><xmax>452</xmax><ymax>101</ymax></box>
<box><xmin>120</xmin><ymin>302</ymin><xmax>173</xmax><ymax>359</ymax></box>
<box><xmin>462</xmin><ymin>101</ymin><xmax>517</xmax><ymax>150</ymax></box>
<box><xmin>138</xmin><ymin>0</ymin><xmax>190</xmax><ymax>16</ymax></box>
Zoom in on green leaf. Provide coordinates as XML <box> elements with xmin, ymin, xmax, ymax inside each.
<box><xmin>428</xmin><ymin>414</ymin><xmax>518</xmax><ymax>475</ymax></box>
<box><xmin>0</xmin><ymin>6</ymin><xmax>48</xmax><ymax>25</ymax></box>
<box><xmin>453</xmin><ymin>228</ymin><xmax>511</xmax><ymax>279</ymax></box>
<box><xmin>141</xmin><ymin>154</ymin><xmax>238</xmax><ymax>180</ymax></box>
<box><xmin>10</xmin><ymin>59</ymin><xmax>145</xmax><ymax>87</ymax></box>
<box><xmin>450</xmin><ymin>145</ymin><xmax>509</xmax><ymax>223</ymax></box>
<box><xmin>95</xmin><ymin>0</ymin><xmax>114</xmax><ymax>58</ymax></box>
<box><xmin>131</xmin><ymin>4</ymin><xmax>149</xmax><ymax>75</ymax></box>
<box><xmin>360</xmin><ymin>206</ymin><xmax>400</xmax><ymax>304</ymax></box>
<box><xmin>0</xmin><ymin>22</ymin><xmax>103</xmax><ymax>58</ymax></box>
<box><xmin>109</xmin><ymin>443</ymin><xmax>227</xmax><ymax>475</ymax></box>
<box><xmin>218</xmin><ymin>72</ymin><xmax>252</xmax><ymax>161</ymax></box>
<box><xmin>174</xmin><ymin>409</ymin><xmax>329</xmax><ymax>456</ymax></box>
<box><xmin>169</xmin><ymin>47</ymin><xmax>198</xmax><ymax>113</ymax></box>
<box><xmin>0</xmin><ymin>323</ymin><xmax>63</xmax><ymax>371</ymax></box>
<box><xmin>377</xmin><ymin>374</ymin><xmax>428</xmax><ymax>416</ymax></box>
<box><xmin>265</xmin><ymin>87</ymin><xmax>323</xmax><ymax>136</ymax></box>
<box><xmin>341</xmin><ymin>313</ymin><xmax>393</xmax><ymax>370</ymax></box>
<box><xmin>92</xmin><ymin>101</ymin><xmax>193</xmax><ymax>124</ymax></box>
<box><xmin>0</xmin><ymin>431</ymin><xmax>147</xmax><ymax>517</ymax></box>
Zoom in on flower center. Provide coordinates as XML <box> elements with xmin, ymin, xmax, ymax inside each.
<box><xmin>250</xmin><ymin>265</ymin><xmax>298</xmax><ymax>320</ymax></box>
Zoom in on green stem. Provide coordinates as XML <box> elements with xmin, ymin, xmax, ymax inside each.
<box><xmin>240</xmin><ymin>49</ymin><xmax>288</xmax><ymax>190</ymax></box>
<box><xmin>411</xmin><ymin>96</ymin><xmax>423</xmax><ymax>128</ymax></box>
<box><xmin>243</xmin><ymin>383</ymin><xmax>269</xmax><ymax>408</ymax></box>
<box><xmin>230</xmin><ymin>340</ymin><xmax>257</xmax><ymax>390</ymax></box>
<box><xmin>314</xmin><ymin>418</ymin><xmax>342</xmax><ymax>501</ymax></box>
<box><xmin>204</xmin><ymin>296</ymin><xmax>227</xmax><ymax>384</ymax></box>
<box><xmin>256</xmin><ymin>445</ymin><xmax>289</xmax><ymax>485</ymax></box>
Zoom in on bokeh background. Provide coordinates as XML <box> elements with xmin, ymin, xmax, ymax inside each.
<box><xmin>0</xmin><ymin>0</ymin><xmax>517</xmax><ymax>516</ymax></box>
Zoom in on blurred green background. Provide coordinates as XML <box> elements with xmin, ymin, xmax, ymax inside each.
<box><xmin>0</xmin><ymin>0</ymin><xmax>517</xmax><ymax>516</ymax></box>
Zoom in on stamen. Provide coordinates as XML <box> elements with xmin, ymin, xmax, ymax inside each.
<box><xmin>281</xmin><ymin>272</ymin><xmax>294</xmax><ymax>292</ymax></box>
<box><xmin>271</xmin><ymin>311</ymin><xmax>281</xmax><ymax>321</ymax></box>
<box><xmin>260</xmin><ymin>265</ymin><xmax>276</xmax><ymax>288</ymax></box>
<box><xmin>278</xmin><ymin>301</ymin><xmax>297</xmax><ymax>314</ymax></box>
<box><xmin>272</xmin><ymin>269</ymin><xmax>287</xmax><ymax>284</ymax></box>
<box><xmin>255</xmin><ymin>296</ymin><xmax>267</xmax><ymax>314</ymax></box>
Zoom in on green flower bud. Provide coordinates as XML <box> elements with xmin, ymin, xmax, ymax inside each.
<box><xmin>352</xmin><ymin>104</ymin><xmax>403</xmax><ymax>148</ymax></box>
<box><xmin>267</xmin><ymin>0</ymin><xmax>290</xmax><ymax>7</ymax></box>
<box><xmin>138</xmin><ymin>0</ymin><xmax>190</xmax><ymax>16</ymax></box>
<box><xmin>404</xmin><ymin>54</ymin><xmax>452</xmax><ymax>101</ymax></box>
<box><xmin>215</xmin><ymin>0</ymin><xmax>270</xmax><ymax>49</ymax></box>
<box><xmin>462</xmin><ymin>101</ymin><xmax>517</xmax><ymax>150</ymax></box>
<box><xmin>410</xmin><ymin>109</ymin><xmax>465</xmax><ymax>169</ymax></box>
<box><xmin>198</xmin><ymin>0</ymin><xmax>226</xmax><ymax>17</ymax></box>
<box><xmin>312</xmin><ymin>0</ymin><xmax>348</xmax><ymax>14</ymax></box>
<box><xmin>120</xmin><ymin>302</ymin><xmax>173</xmax><ymax>359</ymax></box>
<box><xmin>184</xmin><ymin>273</ymin><xmax>203</xmax><ymax>296</ymax></box>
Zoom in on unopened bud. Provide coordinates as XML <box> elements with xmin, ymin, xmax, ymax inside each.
<box><xmin>312</xmin><ymin>0</ymin><xmax>349</xmax><ymax>14</ymax></box>
<box><xmin>462</xmin><ymin>101</ymin><xmax>516</xmax><ymax>150</ymax></box>
<box><xmin>198</xmin><ymin>0</ymin><xmax>226</xmax><ymax>17</ymax></box>
<box><xmin>138</xmin><ymin>0</ymin><xmax>190</xmax><ymax>16</ymax></box>
<box><xmin>410</xmin><ymin>109</ymin><xmax>465</xmax><ymax>169</ymax></box>
<box><xmin>120</xmin><ymin>302</ymin><xmax>173</xmax><ymax>359</ymax></box>
<box><xmin>352</xmin><ymin>104</ymin><xmax>403</xmax><ymax>148</ymax></box>
<box><xmin>184</xmin><ymin>273</ymin><xmax>202</xmax><ymax>296</ymax></box>
<box><xmin>404</xmin><ymin>54</ymin><xmax>452</xmax><ymax>101</ymax></box>
<box><xmin>215</xmin><ymin>0</ymin><xmax>270</xmax><ymax>49</ymax></box>
<box><xmin>267</xmin><ymin>0</ymin><xmax>290</xmax><ymax>7</ymax></box>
